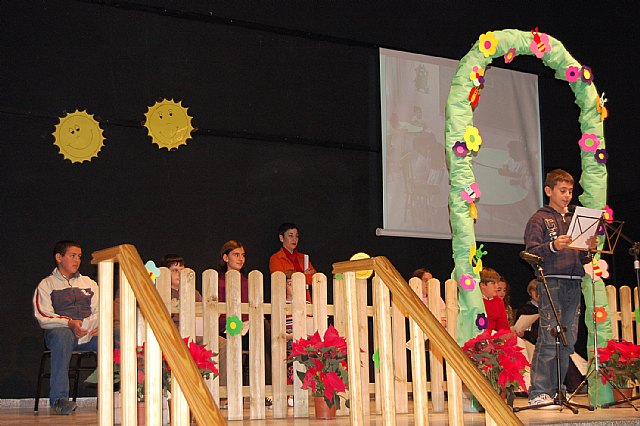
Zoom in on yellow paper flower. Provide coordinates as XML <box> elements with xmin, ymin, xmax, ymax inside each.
<box><xmin>463</xmin><ymin>126</ymin><xmax>482</xmax><ymax>152</ymax></box>
<box><xmin>478</xmin><ymin>32</ymin><xmax>498</xmax><ymax>58</ymax></box>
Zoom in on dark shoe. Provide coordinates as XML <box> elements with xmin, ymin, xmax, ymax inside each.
<box><xmin>53</xmin><ymin>399</ymin><xmax>77</xmax><ymax>415</ymax></box>
<box><xmin>515</xmin><ymin>391</ymin><xmax>528</xmax><ymax>398</ymax></box>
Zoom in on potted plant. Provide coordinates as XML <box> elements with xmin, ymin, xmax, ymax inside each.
<box><xmin>461</xmin><ymin>329</ymin><xmax>529</xmax><ymax>407</ymax></box>
<box><xmin>287</xmin><ymin>325</ymin><xmax>349</xmax><ymax>418</ymax></box>
<box><xmin>598</xmin><ymin>339</ymin><xmax>640</xmax><ymax>400</ymax></box>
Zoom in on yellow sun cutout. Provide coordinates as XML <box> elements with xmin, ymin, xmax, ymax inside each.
<box><xmin>144</xmin><ymin>99</ymin><xmax>194</xmax><ymax>150</ymax></box>
<box><xmin>52</xmin><ymin>110</ymin><xmax>105</xmax><ymax>163</ymax></box>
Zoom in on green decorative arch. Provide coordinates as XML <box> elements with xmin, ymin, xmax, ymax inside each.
<box><xmin>445</xmin><ymin>29</ymin><xmax>611</xmax><ymax>405</ymax></box>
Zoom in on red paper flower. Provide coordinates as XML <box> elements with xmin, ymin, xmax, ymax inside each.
<box><xmin>594</xmin><ymin>306</ymin><xmax>608</xmax><ymax>323</ymax></box>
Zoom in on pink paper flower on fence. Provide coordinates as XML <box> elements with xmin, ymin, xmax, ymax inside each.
<box><xmin>578</xmin><ymin>133</ymin><xmax>600</xmax><ymax>152</ymax></box>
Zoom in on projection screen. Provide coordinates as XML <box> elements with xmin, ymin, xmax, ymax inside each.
<box><xmin>379</xmin><ymin>48</ymin><xmax>543</xmax><ymax>244</ymax></box>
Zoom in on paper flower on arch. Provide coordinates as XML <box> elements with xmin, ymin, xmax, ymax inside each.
<box><xmin>461</xmin><ymin>182</ymin><xmax>481</xmax><ymax>203</ymax></box>
<box><xmin>459</xmin><ymin>274</ymin><xmax>477</xmax><ymax>291</ymax></box>
<box><xmin>145</xmin><ymin>260</ymin><xmax>161</xmax><ymax>283</ymax></box>
<box><xmin>469</xmin><ymin>66</ymin><xmax>485</xmax><ymax>87</ymax></box>
<box><xmin>584</xmin><ymin>259</ymin><xmax>610</xmax><ymax>281</ymax></box>
<box><xmin>452</xmin><ymin>141</ymin><xmax>469</xmax><ymax>157</ymax></box>
<box><xmin>581</xmin><ymin>66</ymin><xmax>594</xmax><ymax>84</ymax></box>
<box><xmin>504</xmin><ymin>48</ymin><xmax>517</xmax><ymax>63</ymax></box>
<box><xmin>594</xmin><ymin>307</ymin><xmax>607</xmax><ymax>323</ymax></box>
<box><xmin>596</xmin><ymin>94</ymin><xmax>608</xmax><ymax>121</ymax></box>
<box><xmin>566</xmin><ymin>66</ymin><xmax>580</xmax><ymax>82</ymax></box>
<box><xmin>530</xmin><ymin>27</ymin><xmax>551</xmax><ymax>58</ymax></box>
<box><xmin>595</xmin><ymin>149</ymin><xmax>608</xmax><ymax>164</ymax></box>
<box><xmin>476</xmin><ymin>313</ymin><xmax>488</xmax><ymax>330</ymax></box>
<box><xmin>578</xmin><ymin>133</ymin><xmax>601</xmax><ymax>152</ymax></box>
<box><xmin>226</xmin><ymin>315</ymin><xmax>243</xmax><ymax>336</ymax></box>
<box><xmin>603</xmin><ymin>205</ymin><xmax>614</xmax><ymax>223</ymax></box>
<box><xmin>469</xmin><ymin>87</ymin><xmax>481</xmax><ymax>108</ymax></box>
<box><xmin>478</xmin><ymin>32</ymin><xmax>498</xmax><ymax>57</ymax></box>
<box><xmin>463</xmin><ymin>126</ymin><xmax>482</xmax><ymax>152</ymax></box>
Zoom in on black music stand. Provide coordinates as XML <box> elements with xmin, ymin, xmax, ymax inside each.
<box><xmin>513</xmin><ymin>259</ymin><xmax>593</xmax><ymax>413</ymax></box>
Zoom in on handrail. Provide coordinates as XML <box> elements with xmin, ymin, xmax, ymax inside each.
<box><xmin>92</xmin><ymin>244</ymin><xmax>225</xmax><ymax>425</ymax></box>
<box><xmin>333</xmin><ymin>256</ymin><xmax>523</xmax><ymax>426</ymax></box>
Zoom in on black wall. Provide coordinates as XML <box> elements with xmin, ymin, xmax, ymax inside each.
<box><xmin>1</xmin><ymin>1</ymin><xmax>638</xmax><ymax>398</ymax></box>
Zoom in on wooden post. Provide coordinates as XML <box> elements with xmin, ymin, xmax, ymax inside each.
<box><xmin>344</xmin><ymin>271</ymin><xmax>364</xmax><ymax>426</ymax></box>
<box><xmin>445</xmin><ymin>278</ymin><xmax>463</xmax><ymax>426</ymax></box>
<box><xmin>226</xmin><ymin>269</ymin><xmax>243</xmax><ymax>421</ymax></box>
<box><xmin>356</xmin><ymin>277</ymin><xmax>371</xmax><ymax>415</ymax></box>
<box><xmin>428</xmin><ymin>278</ymin><xmax>444</xmax><ymax>412</ymax></box>
<box><xmin>119</xmin><ymin>270</ymin><xmax>137</xmax><ymax>425</ymax></box>
<box><xmin>374</xmin><ymin>275</ymin><xmax>396</xmax><ymax>425</ymax></box>
<box><xmin>97</xmin><ymin>260</ymin><xmax>114</xmax><ymax>426</ymax></box>
<box><xmin>248</xmin><ymin>270</ymin><xmax>266</xmax><ymax>419</ymax></box>
<box><xmin>621</xmin><ymin>286</ymin><xmax>633</xmax><ymax>342</ymax></box>
<box><xmin>313</xmin><ymin>273</ymin><xmax>328</xmax><ymax>336</ymax></box>
<box><xmin>202</xmin><ymin>269</ymin><xmax>220</xmax><ymax>402</ymax></box>
<box><xmin>408</xmin><ymin>277</ymin><xmax>428</xmax><ymax>426</ymax></box>
<box><xmin>391</xmin><ymin>297</ymin><xmax>408</xmax><ymax>413</ymax></box>
<box><xmin>270</xmin><ymin>271</ymin><xmax>288</xmax><ymax>418</ymax></box>
<box><xmin>292</xmin><ymin>272</ymin><xmax>309</xmax><ymax>417</ymax></box>
<box><xmin>145</xmin><ymin>326</ymin><xmax>163</xmax><ymax>426</ymax></box>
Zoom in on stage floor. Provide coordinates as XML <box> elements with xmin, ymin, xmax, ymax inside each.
<box><xmin>1</xmin><ymin>395</ymin><xmax>638</xmax><ymax>425</ymax></box>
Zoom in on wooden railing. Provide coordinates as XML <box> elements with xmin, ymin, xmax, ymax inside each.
<box><xmin>333</xmin><ymin>256</ymin><xmax>522</xmax><ymax>426</ymax></box>
<box><xmin>91</xmin><ymin>244</ymin><xmax>225</xmax><ymax>425</ymax></box>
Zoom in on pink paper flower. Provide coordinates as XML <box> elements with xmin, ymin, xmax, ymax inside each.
<box><xmin>578</xmin><ymin>133</ymin><xmax>600</xmax><ymax>152</ymax></box>
<box><xmin>476</xmin><ymin>313</ymin><xmax>488</xmax><ymax>330</ymax></box>
<box><xmin>566</xmin><ymin>66</ymin><xmax>580</xmax><ymax>82</ymax></box>
<box><xmin>452</xmin><ymin>141</ymin><xmax>469</xmax><ymax>157</ymax></box>
<box><xmin>459</xmin><ymin>274</ymin><xmax>476</xmax><ymax>290</ymax></box>
<box><xmin>504</xmin><ymin>48</ymin><xmax>517</xmax><ymax>63</ymax></box>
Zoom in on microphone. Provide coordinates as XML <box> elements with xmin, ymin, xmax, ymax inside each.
<box><xmin>520</xmin><ymin>251</ymin><xmax>543</xmax><ymax>264</ymax></box>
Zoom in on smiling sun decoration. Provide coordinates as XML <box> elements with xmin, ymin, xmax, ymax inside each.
<box><xmin>144</xmin><ymin>99</ymin><xmax>194</xmax><ymax>150</ymax></box>
<box><xmin>53</xmin><ymin>110</ymin><xmax>105</xmax><ymax>163</ymax></box>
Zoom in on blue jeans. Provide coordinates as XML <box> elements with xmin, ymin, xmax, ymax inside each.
<box><xmin>529</xmin><ymin>278</ymin><xmax>581</xmax><ymax>398</ymax></box>
<box><xmin>44</xmin><ymin>328</ymin><xmax>98</xmax><ymax>406</ymax></box>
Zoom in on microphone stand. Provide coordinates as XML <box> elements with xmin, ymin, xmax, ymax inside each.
<box><xmin>513</xmin><ymin>260</ymin><xmax>593</xmax><ymax>413</ymax></box>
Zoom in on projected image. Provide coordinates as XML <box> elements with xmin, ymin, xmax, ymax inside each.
<box><xmin>380</xmin><ymin>48</ymin><xmax>542</xmax><ymax>243</ymax></box>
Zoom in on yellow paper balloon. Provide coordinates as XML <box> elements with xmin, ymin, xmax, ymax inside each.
<box><xmin>350</xmin><ymin>252</ymin><xmax>373</xmax><ymax>279</ymax></box>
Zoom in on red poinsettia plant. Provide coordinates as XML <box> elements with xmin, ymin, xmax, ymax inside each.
<box><xmin>286</xmin><ymin>325</ymin><xmax>349</xmax><ymax>409</ymax></box>
<box><xmin>112</xmin><ymin>338</ymin><xmax>218</xmax><ymax>401</ymax></box>
<box><xmin>462</xmin><ymin>329</ymin><xmax>529</xmax><ymax>406</ymax></box>
<box><xmin>597</xmin><ymin>339</ymin><xmax>640</xmax><ymax>388</ymax></box>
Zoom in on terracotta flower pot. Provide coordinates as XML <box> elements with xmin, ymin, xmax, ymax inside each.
<box><xmin>313</xmin><ymin>396</ymin><xmax>337</xmax><ymax>419</ymax></box>
<box><xmin>612</xmin><ymin>387</ymin><xmax>635</xmax><ymax>408</ymax></box>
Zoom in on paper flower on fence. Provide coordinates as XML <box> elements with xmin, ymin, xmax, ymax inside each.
<box><xmin>372</xmin><ymin>349</ymin><xmax>381</xmax><ymax>371</ymax></box>
<box><xmin>459</xmin><ymin>274</ymin><xmax>477</xmax><ymax>291</ymax></box>
<box><xmin>145</xmin><ymin>260</ymin><xmax>161</xmax><ymax>283</ymax></box>
<box><xmin>478</xmin><ymin>31</ymin><xmax>498</xmax><ymax>57</ymax></box>
<box><xmin>578</xmin><ymin>133</ymin><xmax>601</xmax><ymax>152</ymax></box>
<box><xmin>566</xmin><ymin>66</ymin><xmax>580</xmax><ymax>82</ymax></box>
<box><xmin>594</xmin><ymin>307</ymin><xmax>608</xmax><ymax>323</ymax></box>
<box><xmin>226</xmin><ymin>315</ymin><xmax>243</xmax><ymax>336</ymax></box>
<box><xmin>504</xmin><ymin>48</ymin><xmax>517</xmax><ymax>63</ymax></box>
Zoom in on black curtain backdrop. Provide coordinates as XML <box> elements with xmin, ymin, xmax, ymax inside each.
<box><xmin>1</xmin><ymin>1</ymin><xmax>638</xmax><ymax>398</ymax></box>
